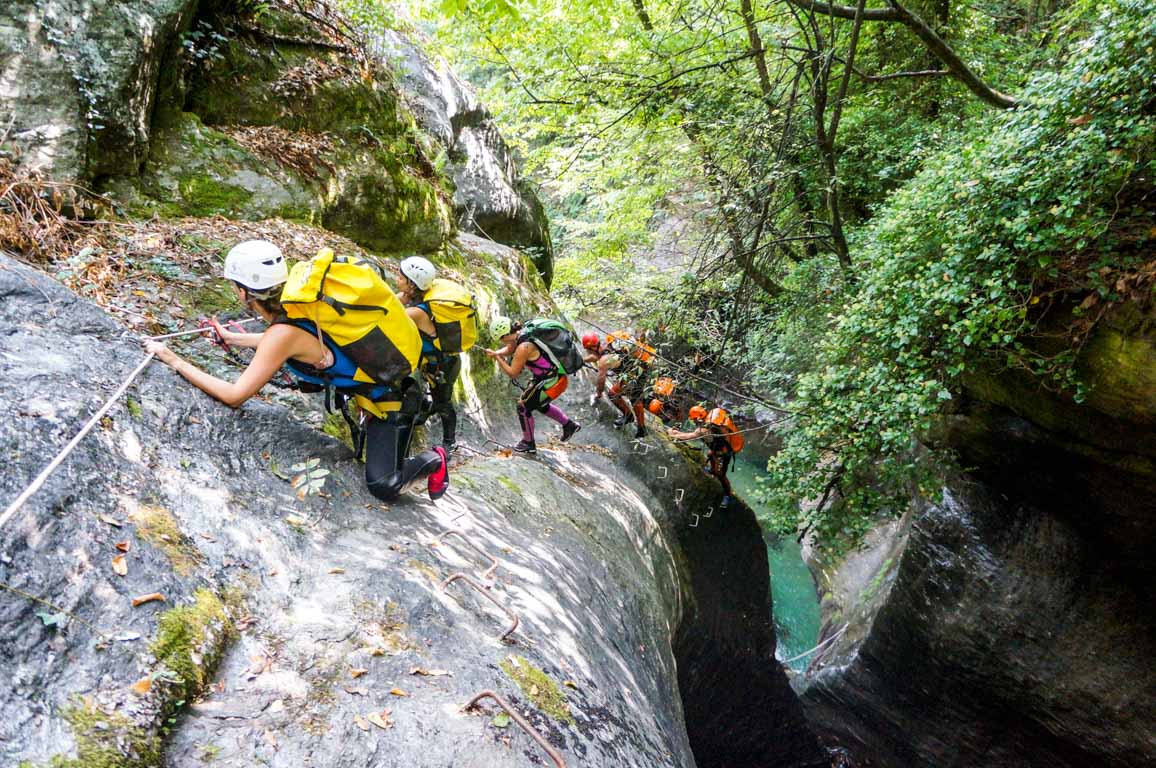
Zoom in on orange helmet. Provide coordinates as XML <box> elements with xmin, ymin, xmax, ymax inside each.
<box><xmin>648</xmin><ymin>399</ymin><xmax>664</xmax><ymax>415</ymax></box>
<box><xmin>688</xmin><ymin>405</ymin><xmax>708</xmax><ymax>421</ymax></box>
<box><xmin>581</xmin><ymin>332</ymin><xmax>600</xmax><ymax>351</ymax></box>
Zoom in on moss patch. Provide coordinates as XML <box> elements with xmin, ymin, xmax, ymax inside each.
<box><xmin>34</xmin><ymin>699</ymin><xmax>162</xmax><ymax>768</ymax></box>
<box><xmin>178</xmin><ymin>176</ymin><xmax>253</xmax><ymax>218</ymax></box>
<box><xmin>321</xmin><ymin>411</ymin><xmax>355</xmax><ymax>451</ymax></box>
<box><xmin>150</xmin><ymin>588</ymin><xmax>236</xmax><ymax>702</ymax></box>
<box><xmin>187</xmin><ymin>281</ymin><xmax>237</xmax><ymax>316</ymax></box>
<box><xmin>134</xmin><ymin>506</ymin><xmax>203</xmax><ymax>575</ymax></box>
<box><xmin>499</xmin><ymin>655</ymin><xmax>573</xmax><ymax>723</ymax></box>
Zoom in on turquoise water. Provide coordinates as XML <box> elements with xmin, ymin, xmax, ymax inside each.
<box><xmin>729</xmin><ymin>458</ymin><xmax>822</xmax><ymax>672</ymax></box>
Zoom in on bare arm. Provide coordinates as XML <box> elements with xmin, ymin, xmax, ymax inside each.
<box><xmin>668</xmin><ymin>425</ymin><xmax>708</xmax><ymax>441</ymax></box>
<box><xmin>486</xmin><ymin>341</ymin><xmax>533</xmax><ymax>380</ymax></box>
<box><xmin>405</xmin><ymin>305</ymin><xmax>436</xmax><ymax>336</ymax></box>
<box><xmin>146</xmin><ymin>325</ymin><xmax>314</xmax><ymax>408</ymax></box>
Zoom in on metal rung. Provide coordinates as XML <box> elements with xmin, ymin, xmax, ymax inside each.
<box><xmin>465</xmin><ymin>690</ymin><xmax>566</xmax><ymax>767</ymax></box>
<box><xmin>432</xmin><ymin>529</ymin><xmax>500</xmax><ymax>580</ymax></box>
<box><xmin>657</xmin><ymin>466</ymin><xmax>667</xmax><ymax>479</ymax></box>
<box><xmin>689</xmin><ymin>513</ymin><xmax>700</xmax><ymax>528</ymax></box>
<box><xmin>704</xmin><ymin>506</ymin><xmax>713</xmax><ymax>519</ymax></box>
<box><xmin>441</xmin><ymin>573</ymin><xmax>520</xmax><ymax>641</ymax></box>
<box><xmin>674</xmin><ymin>488</ymin><xmax>685</xmax><ymax>503</ymax></box>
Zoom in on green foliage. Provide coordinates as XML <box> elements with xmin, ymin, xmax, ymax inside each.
<box><xmin>765</xmin><ymin>0</ymin><xmax>1156</xmax><ymax>547</ymax></box>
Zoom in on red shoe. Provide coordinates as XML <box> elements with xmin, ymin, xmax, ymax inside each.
<box><xmin>427</xmin><ymin>446</ymin><xmax>450</xmax><ymax>501</ymax></box>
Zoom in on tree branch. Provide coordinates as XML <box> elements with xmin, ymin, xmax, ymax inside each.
<box><xmin>784</xmin><ymin>0</ymin><xmax>1019</xmax><ymax>108</ymax></box>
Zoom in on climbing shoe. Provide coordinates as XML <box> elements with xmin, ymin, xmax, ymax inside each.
<box><xmin>589</xmin><ymin>392</ymin><xmax>601</xmax><ymax>406</ymax></box>
<box><xmin>513</xmin><ymin>440</ymin><xmax>537</xmax><ymax>454</ymax></box>
<box><xmin>427</xmin><ymin>446</ymin><xmax>450</xmax><ymax>501</ymax></box>
<box><xmin>720</xmin><ymin>495</ymin><xmax>732</xmax><ymax>509</ymax></box>
<box><xmin>441</xmin><ymin>440</ymin><xmax>458</xmax><ymax>454</ymax></box>
<box><xmin>561</xmin><ymin>420</ymin><xmax>582</xmax><ymax>442</ymax></box>
<box><xmin>613</xmin><ymin>414</ymin><xmax>631</xmax><ymax>429</ymax></box>
<box><xmin>634</xmin><ymin>425</ymin><xmax>646</xmax><ymax>439</ymax></box>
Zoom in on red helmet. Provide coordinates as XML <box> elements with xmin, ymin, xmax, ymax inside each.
<box><xmin>688</xmin><ymin>405</ymin><xmax>708</xmax><ymax>421</ymax></box>
<box><xmin>581</xmin><ymin>332</ymin><xmax>600</xmax><ymax>350</ymax></box>
<box><xmin>648</xmin><ymin>399</ymin><xmax>664</xmax><ymax>415</ymax></box>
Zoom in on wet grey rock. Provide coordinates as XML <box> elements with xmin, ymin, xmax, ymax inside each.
<box><xmin>0</xmin><ymin>0</ymin><xmax>195</xmax><ymax>180</ymax></box>
<box><xmin>0</xmin><ymin>254</ymin><xmax>820</xmax><ymax>767</ymax></box>
<box><xmin>375</xmin><ymin>30</ymin><xmax>554</xmax><ymax>282</ymax></box>
<box><xmin>798</xmin><ymin>402</ymin><xmax>1156</xmax><ymax>767</ymax></box>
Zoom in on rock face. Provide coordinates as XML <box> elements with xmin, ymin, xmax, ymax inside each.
<box><xmin>797</xmin><ymin>303</ymin><xmax>1156</xmax><ymax>767</ymax></box>
<box><xmin>0</xmin><ymin>0</ymin><xmax>195</xmax><ymax>180</ymax></box>
<box><xmin>0</xmin><ymin>253</ymin><xmax>820</xmax><ymax>767</ymax></box>
<box><xmin>374</xmin><ymin>30</ymin><xmax>554</xmax><ymax>283</ymax></box>
<box><xmin>0</xmin><ymin>1</ymin><xmax>552</xmax><ymax>278</ymax></box>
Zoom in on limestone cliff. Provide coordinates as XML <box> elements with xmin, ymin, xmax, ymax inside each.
<box><xmin>796</xmin><ymin>300</ymin><xmax>1156</xmax><ymax>767</ymax></box>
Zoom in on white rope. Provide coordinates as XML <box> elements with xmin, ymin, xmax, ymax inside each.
<box><xmin>780</xmin><ymin>624</ymin><xmax>847</xmax><ymax>665</ymax></box>
<box><xmin>145</xmin><ymin>317</ymin><xmax>260</xmax><ymax>341</ymax></box>
<box><xmin>0</xmin><ymin>353</ymin><xmax>157</xmax><ymax>533</ymax></box>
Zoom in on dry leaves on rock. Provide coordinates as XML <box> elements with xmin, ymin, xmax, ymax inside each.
<box><xmin>131</xmin><ymin>592</ymin><xmax>165</xmax><ymax>607</ymax></box>
<box><xmin>111</xmin><ymin>555</ymin><xmax>128</xmax><ymax>577</ymax></box>
<box><xmin>366</xmin><ymin>709</ymin><xmax>393</xmax><ymax>729</ymax></box>
<box><xmin>409</xmin><ymin>667</ymin><xmax>450</xmax><ymax>677</ymax></box>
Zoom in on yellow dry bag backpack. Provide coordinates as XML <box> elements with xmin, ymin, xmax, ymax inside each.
<box><xmin>280</xmin><ymin>248</ymin><xmax>421</xmax><ymax>417</ymax></box>
<box><xmin>422</xmin><ymin>278</ymin><xmax>477</xmax><ymax>355</ymax></box>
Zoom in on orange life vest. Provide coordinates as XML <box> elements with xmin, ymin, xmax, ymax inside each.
<box><xmin>606</xmin><ymin>330</ymin><xmax>655</xmax><ymax>364</ymax></box>
<box><xmin>708</xmin><ymin>407</ymin><xmax>744</xmax><ymax>453</ymax></box>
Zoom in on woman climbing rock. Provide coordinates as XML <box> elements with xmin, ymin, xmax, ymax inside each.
<box><xmin>395</xmin><ymin>255</ymin><xmax>477</xmax><ymax>454</ymax></box>
<box><xmin>667</xmin><ymin>404</ymin><xmax>743</xmax><ymax>509</ymax></box>
<box><xmin>145</xmin><ymin>240</ymin><xmax>449</xmax><ymax>502</ymax></box>
<box><xmin>486</xmin><ymin>316</ymin><xmax>581</xmax><ymax>454</ymax></box>
<box><xmin>583</xmin><ymin>330</ymin><xmax>653</xmax><ymax>438</ymax></box>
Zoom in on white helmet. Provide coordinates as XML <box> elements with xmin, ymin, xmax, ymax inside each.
<box><xmin>224</xmin><ymin>240</ymin><xmax>287</xmax><ymax>292</ymax></box>
<box><xmin>489</xmin><ymin>315</ymin><xmax>513</xmax><ymax>339</ymax></box>
<box><xmin>399</xmin><ymin>255</ymin><xmax>436</xmax><ymax>291</ymax></box>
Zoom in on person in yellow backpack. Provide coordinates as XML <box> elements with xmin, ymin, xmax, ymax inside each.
<box><xmin>396</xmin><ymin>256</ymin><xmax>473</xmax><ymax>453</ymax></box>
<box><xmin>145</xmin><ymin>240</ymin><xmax>450</xmax><ymax>502</ymax></box>
<box><xmin>667</xmin><ymin>404</ymin><xmax>743</xmax><ymax>509</ymax></box>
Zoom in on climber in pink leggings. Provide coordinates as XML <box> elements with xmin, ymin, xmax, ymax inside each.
<box><xmin>485</xmin><ymin>316</ymin><xmax>580</xmax><ymax>454</ymax></box>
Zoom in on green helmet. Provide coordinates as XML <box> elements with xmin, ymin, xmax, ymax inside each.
<box><xmin>489</xmin><ymin>315</ymin><xmax>513</xmax><ymax>339</ymax></box>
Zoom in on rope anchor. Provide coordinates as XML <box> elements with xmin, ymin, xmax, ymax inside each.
<box><xmin>464</xmin><ymin>690</ymin><xmax>566</xmax><ymax>767</ymax></box>
<box><xmin>431</xmin><ymin>529</ymin><xmax>500</xmax><ymax>581</ymax></box>
<box><xmin>441</xmin><ymin>573</ymin><xmax>520</xmax><ymax>642</ymax></box>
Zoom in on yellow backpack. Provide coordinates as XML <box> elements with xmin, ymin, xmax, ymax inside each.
<box><xmin>422</xmin><ymin>277</ymin><xmax>477</xmax><ymax>355</ymax></box>
<box><xmin>281</xmin><ymin>248</ymin><xmax>420</xmax><ymax>416</ymax></box>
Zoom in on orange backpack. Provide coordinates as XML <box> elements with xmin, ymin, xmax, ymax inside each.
<box><xmin>607</xmin><ymin>330</ymin><xmax>655</xmax><ymax>364</ymax></box>
<box><xmin>708</xmin><ymin>408</ymin><xmax>744</xmax><ymax>453</ymax></box>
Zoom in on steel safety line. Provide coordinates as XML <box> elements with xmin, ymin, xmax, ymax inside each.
<box><xmin>465</xmin><ymin>690</ymin><xmax>566</xmax><ymax>768</ymax></box>
<box><xmin>432</xmin><ymin>529</ymin><xmax>500</xmax><ymax>580</ymax></box>
<box><xmin>441</xmin><ymin>573</ymin><xmax>520</xmax><ymax>641</ymax></box>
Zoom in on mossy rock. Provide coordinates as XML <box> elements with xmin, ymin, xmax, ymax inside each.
<box><xmin>24</xmin><ymin>699</ymin><xmax>162</xmax><ymax>768</ymax></box>
<box><xmin>133</xmin><ymin>505</ymin><xmax>203</xmax><ymax>575</ymax></box>
<box><xmin>499</xmin><ymin>655</ymin><xmax>573</xmax><ymax>723</ymax></box>
<box><xmin>150</xmin><ymin>588</ymin><xmax>237</xmax><ymax>702</ymax></box>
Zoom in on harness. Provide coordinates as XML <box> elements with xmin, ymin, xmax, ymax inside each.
<box><xmin>278</xmin><ymin>318</ymin><xmax>409</xmax><ymax>457</ymax></box>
